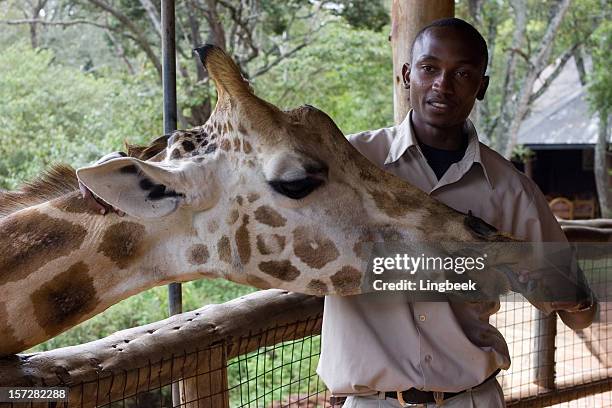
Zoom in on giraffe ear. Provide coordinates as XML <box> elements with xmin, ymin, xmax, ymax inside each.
<box><xmin>76</xmin><ymin>157</ymin><xmax>187</xmax><ymax>218</ymax></box>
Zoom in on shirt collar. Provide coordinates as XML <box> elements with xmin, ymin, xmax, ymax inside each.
<box><xmin>384</xmin><ymin>110</ymin><xmax>494</xmax><ymax>190</ymax></box>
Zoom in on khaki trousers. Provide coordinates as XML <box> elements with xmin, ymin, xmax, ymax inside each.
<box><xmin>341</xmin><ymin>377</ymin><xmax>505</xmax><ymax>408</ymax></box>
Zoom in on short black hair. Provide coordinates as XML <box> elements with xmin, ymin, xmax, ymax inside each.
<box><xmin>411</xmin><ymin>18</ymin><xmax>488</xmax><ymax>74</ymax></box>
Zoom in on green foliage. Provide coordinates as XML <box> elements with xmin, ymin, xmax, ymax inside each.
<box><xmin>0</xmin><ymin>43</ymin><xmax>162</xmax><ymax>189</ymax></box>
<box><xmin>587</xmin><ymin>20</ymin><xmax>612</xmax><ymax>117</ymax></box>
<box><xmin>255</xmin><ymin>22</ymin><xmax>393</xmax><ymax>135</ymax></box>
<box><xmin>332</xmin><ymin>0</ymin><xmax>388</xmax><ymax>32</ymax></box>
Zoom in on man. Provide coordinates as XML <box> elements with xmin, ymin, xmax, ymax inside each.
<box><xmin>316</xmin><ymin>18</ymin><xmax>596</xmax><ymax>407</ymax></box>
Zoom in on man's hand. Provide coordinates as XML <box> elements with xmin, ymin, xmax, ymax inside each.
<box><xmin>78</xmin><ymin>151</ymin><xmax>126</xmax><ymax>216</ymax></box>
<box><xmin>516</xmin><ymin>269</ymin><xmax>596</xmax><ymax>330</ymax></box>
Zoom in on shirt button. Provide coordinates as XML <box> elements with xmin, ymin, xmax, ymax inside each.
<box><xmin>424</xmin><ymin>355</ymin><xmax>432</xmax><ymax>362</ymax></box>
<box><xmin>419</xmin><ymin>314</ymin><xmax>426</xmax><ymax>322</ymax></box>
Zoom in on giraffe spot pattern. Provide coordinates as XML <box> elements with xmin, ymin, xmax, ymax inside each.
<box><xmin>247</xmin><ymin>192</ymin><xmax>260</xmax><ymax>203</ymax></box>
<box><xmin>220</xmin><ymin>139</ymin><xmax>231</xmax><ymax>151</ymax></box>
<box><xmin>256</xmin><ymin>233</ymin><xmax>286</xmax><ymax>255</ymax></box>
<box><xmin>369</xmin><ymin>189</ymin><xmax>423</xmax><ymax>218</ymax></box>
<box><xmin>292</xmin><ymin>226</ymin><xmax>339</xmax><ymax>269</ymax></box>
<box><xmin>246</xmin><ymin>274</ymin><xmax>272</xmax><ymax>289</ymax></box>
<box><xmin>187</xmin><ymin>244</ymin><xmax>209</xmax><ymax>265</ymax></box>
<box><xmin>51</xmin><ymin>191</ymin><xmax>98</xmax><ymax>214</ymax></box>
<box><xmin>227</xmin><ymin>209</ymin><xmax>239</xmax><ymax>225</ymax></box>
<box><xmin>31</xmin><ymin>261</ymin><xmax>97</xmax><ymax>336</ymax></box>
<box><xmin>254</xmin><ymin>206</ymin><xmax>286</xmax><ymax>227</ymax></box>
<box><xmin>208</xmin><ymin>220</ymin><xmax>219</xmax><ymax>233</ymax></box>
<box><xmin>0</xmin><ymin>210</ymin><xmax>87</xmax><ymax>286</ymax></box>
<box><xmin>258</xmin><ymin>260</ymin><xmax>300</xmax><ymax>282</ymax></box>
<box><xmin>235</xmin><ymin>214</ymin><xmax>251</xmax><ymax>264</ymax></box>
<box><xmin>98</xmin><ymin>221</ymin><xmax>146</xmax><ymax>269</ymax></box>
<box><xmin>243</xmin><ymin>141</ymin><xmax>253</xmax><ymax>154</ymax></box>
<box><xmin>233</xmin><ymin>138</ymin><xmax>241</xmax><ymax>152</ymax></box>
<box><xmin>330</xmin><ymin>266</ymin><xmax>362</xmax><ymax>295</ymax></box>
<box><xmin>0</xmin><ymin>301</ymin><xmax>27</xmax><ymax>356</ymax></box>
<box><xmin>306</xmin><ymin>279</ymin><xmax>328</xmax><ymax>296</ymax></box>
<box><xmin>217</xmin><ymin>235</ymin><xmax>232</xmax><ymax>263</ymax></box>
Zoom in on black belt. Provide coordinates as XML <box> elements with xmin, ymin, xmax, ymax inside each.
<box><xmin>384</xmin><ymin>369</ymin><xmax>501</xmax><ymax>404</ymax></box>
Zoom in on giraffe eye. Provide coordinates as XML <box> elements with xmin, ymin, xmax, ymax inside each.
<box><xmin>268</xmin><ymin>177</ymin><xmax>324</xmax><ymax>199</ymax></box>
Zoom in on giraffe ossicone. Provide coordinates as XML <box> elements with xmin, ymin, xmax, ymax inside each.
<box><xmin>1</xmin><ymin>45</ymin><xmax>538</xmax><ymax>356</ymax></box>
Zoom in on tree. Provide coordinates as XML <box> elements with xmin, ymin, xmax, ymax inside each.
<box><xmin>586</xmin><ymin>18</ymin><xmax>611</xmax><ymax>216</ymax></box>
<box><xmin>458</xmin><ymin>0</ymin><xmax>603</xmax><ymax>157</ymax></box>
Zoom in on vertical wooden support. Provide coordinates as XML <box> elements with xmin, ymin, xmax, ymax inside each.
<box><xmin>180</xmin><ymin>346</ymin><xmax>229</xmax><ymax>408</ymax></box>
<box><xmin>390</xmin><ymin>0</ymin><xmax>454</xmax><ymax>125</ymax></box>
<box><xmin>534</xmin><ymin>312</ymin><xmax>557</xmax><ymax>389</ymax></box>
<box><xmin>524</xmin><ymin>157</ymin><xmax>534</xmax><ymax>179</ymax></box>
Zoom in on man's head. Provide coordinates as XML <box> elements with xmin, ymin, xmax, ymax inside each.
<box><xmin>402</xmin><ymin>18</ymin><xmax>489</xmax><ymax>129</ymax></box>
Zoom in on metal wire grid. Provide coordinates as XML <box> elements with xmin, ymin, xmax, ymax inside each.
<box><xmin>5</xmin><ymin>256</ymin><xmax>611</xmax><ymax>408</ymax></box>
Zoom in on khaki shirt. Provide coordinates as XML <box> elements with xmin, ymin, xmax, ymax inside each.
<box><xmin>316</xmin><ymin>111</ymin><xmax>566</xmax><ymax>395</ymax></box>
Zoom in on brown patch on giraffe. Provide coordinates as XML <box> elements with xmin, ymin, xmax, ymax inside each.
<box><xmin>220</xmin><ymin>139</ymin><xmax>231</xmax><ymax>151</ymax></box>
<box><xmin>51</xmin><ymin>191</ymin><xmax>97</xmax><ymax>214</ymax></box>
<box><xmin>359</xmin><ymin>168</ymin><xmax>379</xmax><ymax>183</ymax></box>
<box><xmin>227</xmin><ymin>209</ymin><xmax>239</xmax><ymax>225</ymax></box>
<box><xmin>233</xmin><ymin>138</ymin><xmax>241</xmax><ymax>152</ymax></box>
<box><xmin>0</xmin><ymin>301</ymin><xmax>27</xmax><ymax>355</ymax></box>
<box><xmin>246</xmin><ymin>159</ymin><xmax>256</xmax><ymax>168</ymax></box>
<box><xmin>243</xmin><ymin>141</ymin><xmax>253</xmax><ymax>154</ymax></box>
<box><xmin>254</xmin><ymin>206</ymin><xmax>286</xmax><ymax>227</ymax></box>
<box><xmin>97</xmin><ymin>221</ymin><xmax>146</xmax><ymax>269</ymax></box>
<box><xmin>0</xmin><ymin>210</ymin><xmax>88</xmax><ymax>286</ymax></box>
<box><xmin>187</xmin><ymin>244</ymin><xmax>209</xmax><ymax>265</ymax></box>
<box><xmin>217</xmin><ymin>236</ymin><xmax>232</xmax><ymax>263</ymax></box>
<box><xmin>207</xmin><ymin>220</ymin><xmax>219</xmax><ymax>233</ymax></box>
<box><xmin>307</xmin><ymin>279</ymin><xmax>328</xmax><ymax>296</ymax></box>
<box><xmin>246</xmin><ymin>274</ymin><xmax>272</xmax><ymax>289</ymax></box>
<box><xmin>369</xmin><ymin>189</ymin><xmax>423</xmax><ymax>218</ymax></box>
<box><xmin>292</xmin><ymin>226</ymin><xmax>339</xmax><ymax>269</ymax></box>
<box><xmin>256</xmin><ymin>234</ymin><xmax>286</xmax><ymax>255</ymax></box>
<box><xmin>238</xmin><ymin>123</ymin><xmax>248</xmax><ymax>134</ymax></box>
<box><xmin>235</xmin><ymin>214</ymin><xmax>251</xmax><ymax>264</ymax></box>
<box><xmin>247</xmin><ymin>192</ymin><xmax>260</xmax><ymax>203</ymax></box>
<box><xmin>31</xmin><ymin>261</ymin><xmax>97</xmax><ymax>335</ymax></box>
<box><xmin>236</xmin><ymin>195</ymin><xmax>244</xmax><ymax>206</ymax></box>
<box><xmin>330</xmin><ymin>266</ymin><xmax>362</xmax><ymax>295</ymax></box>
<box><xmin>353</xmin><ymin>232</ymin><xmax>373</xmax><ymax>261</ymax></box>
<box><xmin>258</xmin><ymin>260</ymin><xmax>300</xmax><ymax>282</ymax></box>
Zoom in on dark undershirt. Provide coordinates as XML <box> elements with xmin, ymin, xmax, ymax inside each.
<box><xmin>418</xmin><ymin>136</ymin><xmax>468</xmax><ymax>180</ymax></box>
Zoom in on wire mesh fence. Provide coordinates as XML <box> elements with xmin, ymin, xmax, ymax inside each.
<box><xmin>0</xmin><ymin>245</ymin><xmax>610</xmax><ymax>408</ymax></box>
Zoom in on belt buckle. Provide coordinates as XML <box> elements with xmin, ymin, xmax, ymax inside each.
<box><xmin>396</xmin><ymin>391</ymin><xmax>427</xmax><ymax>408</ymax></box>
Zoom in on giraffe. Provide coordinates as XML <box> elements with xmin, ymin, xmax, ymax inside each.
<box><xmin>0</xmin><ymin>45</ymin><xmax>569</xmax><ymax>357</ymax></box>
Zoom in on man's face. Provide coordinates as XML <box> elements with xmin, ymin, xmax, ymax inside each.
<box><xmin>403</xmin><ymin>27</ymin><xmax>489</xmax><ymax>129</ymax></box>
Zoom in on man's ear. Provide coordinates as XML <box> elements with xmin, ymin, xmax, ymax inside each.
<box><xmin>77</xmin><ymin>158</ymin><xmax>187</xmax><ymax>218</ymax></box>
<box><xmin>401</xmin><ymin>63</ymin><xmax>411</xmax><ymax>89</ymax></box>
<box><xmin>476</xmin><ymin>75</ymin><xmax>489</xmax><ymax>100</ymax></box>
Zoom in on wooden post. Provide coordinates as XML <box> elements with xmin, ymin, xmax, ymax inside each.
<box><xmin>534</xmin><ymin>312</ymin><xmax>557</xmax><ymax>390</ymax></box>
<box><xmin>391</xmin><ymin>0</ymin><xmax>454</xmax><ymax>125</ymax></box>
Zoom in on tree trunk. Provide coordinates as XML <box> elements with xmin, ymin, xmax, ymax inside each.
<box><xmin>390</xmin><ymin>0</ymin><xmax>454</xmax><ymax>125</ymax></box>
<box><xmin>595</xmin><ymin>111</ymin><xmax>610</xmax><ymax>217</ymax></box>
<box><xmin>503</xmin><ymin>0</ymin><xmax>573</xmax><ymax>158</ymax></box>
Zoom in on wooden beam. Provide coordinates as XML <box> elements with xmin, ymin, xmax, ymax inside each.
<box><xmin>391</xmin><ymin>0</ymin><xmax>454</xmax><ymax>124</ymax></box>
<box><xmin>0</xmin><ymin>290</ymin><xmax>323</xmax><ymax>407</ymax></box>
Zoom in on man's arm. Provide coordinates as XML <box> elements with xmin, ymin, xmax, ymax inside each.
<box><xmin>515</xmin><ymin>179</ymin><xmax>597</xmax><ymax>330</ymax></box>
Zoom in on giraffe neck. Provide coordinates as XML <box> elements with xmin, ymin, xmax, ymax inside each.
<box><xmin>0</xmin><ymin>191</ymin><xmax>209</xmax><ymax>355</ymax></box>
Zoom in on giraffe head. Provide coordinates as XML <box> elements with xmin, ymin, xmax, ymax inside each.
<box><xmin>77</xmin><ymin>45</ymin><xmax>464</xmax><ymax>297</ymax></box>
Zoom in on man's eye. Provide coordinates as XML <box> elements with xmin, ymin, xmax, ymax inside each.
<box><xmin>268</xmin><ymin>177</ymin><xmax>324</xmax><ymax>199</ymax></box>
<box><xmin>422</xmin><ymin>65</ymin><xmax>434</xmax><ymax>72</ymax></box>
<box><xmin>456</xmin><ymin>71</ymin><xmax>470</xmax><ymax>78</ymax></box>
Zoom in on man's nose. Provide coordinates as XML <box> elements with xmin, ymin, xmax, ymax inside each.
<box><xmin>432</xmin><ymin>71</ymin><xmax>453</xmax><ymax>94</ymax></box>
